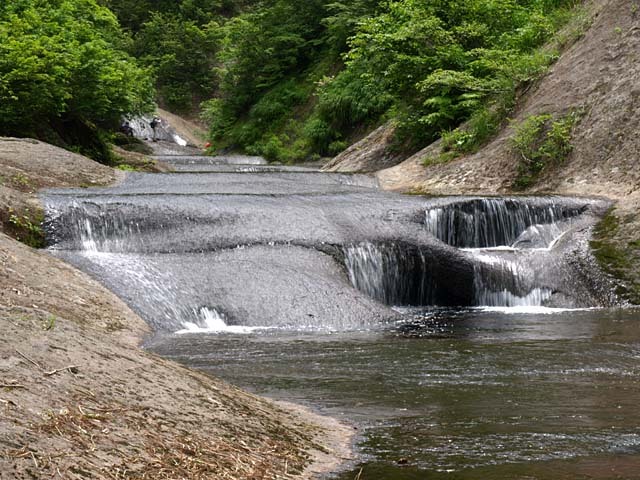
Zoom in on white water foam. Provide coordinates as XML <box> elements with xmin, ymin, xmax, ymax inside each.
<box><xmin>81</xmin><ymin>218</ymin><xmax>99</xmax><ymax>252</ymax></box>
<box><xmin>475</xmin><ymin>287</ymin><xmax>553</xmax><ymax>308</ymax></box>
<box><xmin>176</xmin><ymin>307</ymin><xmax>266</xmax><ymax>334</ymax></box>
<box><xmin>172</xmin><ymin>134</ymin><xmax>188</xmax><ymax>147</ymax></box>
<box><xmin>477</xmin><ymin>306</ymin><xmax>597</xmax><ymax>314</ymax></box>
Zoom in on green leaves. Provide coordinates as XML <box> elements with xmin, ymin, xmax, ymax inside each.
<box><xmin>0</xmin><ymin>0</ymin><xmax>153</xmax><ymax>135</ymax></box>
<box><xmin>511</xmin><ymin>109</ymin><xmax>583</xmax><ymax>188</ymax></box>
<box><xmin>133</xmin><ymin>12</ymin><xmax>221</xmax><ymax>111</ymax></box>
<box><xmin>327</xmin><ymin>0</ymin><xmax>577</xmax><ymax>149</ymax></box>
<box><xmin>184</xmin><ymin>0</ymin><xmax>580</xmax><ymax>162</ymax></box>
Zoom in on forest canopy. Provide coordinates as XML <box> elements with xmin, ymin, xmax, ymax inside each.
<box><xmin>196</xmin><ymin>0</ymin><xmax>579</xmax><ymax>161</ymax></box>
<box><xmin>0</xmin><ymin>0</ymin><xmax>154</xmax><ymax>154</ymax></box>
<box><xmin>1</xmin><ymin>0</ymin><xmax>582</xmax><ymax>163</ymax></box>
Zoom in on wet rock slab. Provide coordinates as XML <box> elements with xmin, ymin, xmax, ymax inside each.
<box><xmin>43</xmin><ymin>155</ymin><xmax>614</xmax><ymax>332</ymax></box>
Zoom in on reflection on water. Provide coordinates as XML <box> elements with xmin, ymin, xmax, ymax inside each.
<box><xmin>146</xmin><ymin>307</ymin><xmax>640</xmax><ymax>479</ymax></box>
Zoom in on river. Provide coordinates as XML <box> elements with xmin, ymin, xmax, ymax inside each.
<box><xmin>149</xmin><ymin>307</ymin><xmax>640</xmax><ymax>479</ymax></box>
<box><xmin>42</xmin><ymin>153</ymin><xmax>640</xmax><ymax>479</ymax></box>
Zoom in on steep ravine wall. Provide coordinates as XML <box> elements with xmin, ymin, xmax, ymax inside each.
<box><xmin>329</xmin><ymin>0</ymin><xmax>640</xmax><ymax>302</ymax></box>
<box><xmin>0</xmin><ymin>137</ymin><xmax>351</xmax><ymax>479</ymax></box>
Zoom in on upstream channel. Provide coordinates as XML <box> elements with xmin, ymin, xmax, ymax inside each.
<box><xmin>43</xmin><ymin>154</ymin><xmax>640</xmax><ymax>479</ymax></box>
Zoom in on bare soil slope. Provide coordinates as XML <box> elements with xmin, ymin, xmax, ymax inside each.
<box><xmin>157</xmin><ymin>108</ymin><xmax>207</xmax><ymax>148</ymax></box>
<box><xmin>0</xmin><ymin>137</ymin><xmax>352</xmax><ymax>479</ymax></box>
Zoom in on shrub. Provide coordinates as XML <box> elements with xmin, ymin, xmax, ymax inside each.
<box><xmin>303</xmin><ymin>117</ymin><xmax>336</xmax><ymax>155</ymax></box>
<box><xmin>511</xmin><ymin>109</ymin><xmax>583</xmax><ymax>188</ymax></box>
<box><xmin>7</xmin><ymin>208</ymin><xmax>44</xmax><ymax>248</ymax></box>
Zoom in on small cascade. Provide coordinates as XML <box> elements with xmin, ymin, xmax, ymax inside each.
<box><xmin>344</xmin><ymin>242</ymin><xmax>434</xmax><ymax>306</ymax></box>
<box><xmin>343</xmin><ymin>241</ymin><xmax>480</xmax><ymax>307</ymax></box>
<box><xmin>343</xmin><ymin>242</ymin><xmax>554</xmax><ymax>308</ymax></box>
<box><xmin>125</xmin><ymin>115</ymin><xmax>188</xmax><ymax>146</ymax></box>
<box><xmin>512</xmin><ymin>224</ymin><xmax>564</xmax><ymax>249</ymax></box>
<box><xmin>424</xmin><ymin>198</ymin><xmax>585</xmax><ymax>248</ymax></box>
<box><xmin>471</xmin><ymin>253</ymin><xmax>552</xmax><ymax>307</ymax></box>
<box><xmin>44</xmin><ymin>201</ymin><xmax>151</xmax><ymax>253</ymax></box>
<box><xmin>62</xmin><ymin>251</ymin><xmax>200</xmax><ymax>331</ymax></box>
<box><xmin>176</xmin><ymin>307</ymin><xmax>260</xmax><ymax>334</ymax></box>
<box><xmin>344</xmin><ymin>197</ymin><xmax>600</xmax><ymax>309</ymax></box>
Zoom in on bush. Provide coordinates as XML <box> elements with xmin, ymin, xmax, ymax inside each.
<box><xmin>303</xmin><ymin>117</ymin><xmax>336</xmax><ymax>155</ymax></box>
<box><xmin>511</xmin><ymin>109</ymin><xmax>583</xmax><ymax>188</ymax></box>
<box><xmin>328</xmin><ymin>140</ymin><xmax>348</xmax><ymax>156</ymax></box>
<box><xmin>7</xmin><ymin>208</ymin><xmax>44</xmax><ymax>248</ymax></box>
<box><xmin>316</xmin><ymin>69</ymin><xmax>393</xmax><ymax>131</ymax></box>
<box><xmin>340</xmin><ymin>0</ymin><xmax>579</xmax><ymax>150</ymax></box>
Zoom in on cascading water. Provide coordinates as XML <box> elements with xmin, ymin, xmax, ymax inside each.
<box><xmin>126</xmin><ymin>115</ymin><xmax>189</xmax><ymax>146</ymax></box>
<box><xmin>342</xmin><ymin>197</ymin><xmax>602</xmax><ymax>309</ymax></box>
<box><xmin>424</xmin><ymin>198</ymin><xmax>585</xmax><ymax>248</ymax></box>
<box><xmin>424</xmin><ymin>198</ymin><xmax>590</xmax><ymax>307</ymax></box>
<box><xmin>43</xmin><ymin>157</ymin><xmax>610</xmax><ymax>333</ymax></box>
<box><xmin>471</xmin><ymin>253</ymin><xmax>553</xmax><ymax>307</ymax></box>
<box><xmin>344</xmin><ymin>242</ymin><xmax>434</xmax><ymax>306</ymax></box>
<box><xmin>175</xmin><ymin>307</ymin><xmax>261</xmax><ymax>334</ymax></box>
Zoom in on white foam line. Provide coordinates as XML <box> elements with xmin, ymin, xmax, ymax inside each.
<box><xmin>175</xmin><ymin>322</ymin><xmax>267</xmax><ymax>334</ymax></box>
<box><xmin>476</xmin><ymin>306</ymin><xmax>598</xmax><ymax>314</ymax></box>
<box><xmin>172</xmin><ymin>134</ymin><xmax>188</xmax><ymax>147</ymax></box>
<box><xmin>175</xmin><ymin>306</ymin><xmax>272</xmax><ymax>334</ymax></box>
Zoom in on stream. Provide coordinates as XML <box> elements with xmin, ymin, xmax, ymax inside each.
<box><xmin>42</xmin><ymin>153</ymin><xmax>640</xmax><ymax>479</ymax></box>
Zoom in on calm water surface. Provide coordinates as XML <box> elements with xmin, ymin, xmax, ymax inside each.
<box><xmin>147</xmin><ymin>307</ymin><xmax>640</xmax><ymax>479</ymax></box>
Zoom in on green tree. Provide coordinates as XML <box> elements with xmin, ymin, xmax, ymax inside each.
<box><xmin>330</xmin><ymin>0</ymin><xmax>576</xmax><ymax>147</ymax></box>
<box><xmin>134</xmin><ymin>13</ymin><xmax>221</xmax><ymax>111</ymax></box>
<box><xmin>0</xmin><ymin>0</ymin><xmax>154</xmax><ymax>139</ymax></box>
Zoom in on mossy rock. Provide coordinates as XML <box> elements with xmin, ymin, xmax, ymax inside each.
<box><xmin>112</xmin><ymin>133</ymin><xmax>154</xmax><ymax>155</ymax></box>
<box><xmin>591</xmin><ymin>209</ymin><xmax>640</xmax><ymax>304</ymax></box>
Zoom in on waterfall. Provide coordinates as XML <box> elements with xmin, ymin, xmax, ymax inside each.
<box><xmin>471</xmin><ymin>253</ymin><xmax>552</xmax><ymax>307</ymax></box>
<box><xmin>45</xmin><ymin>203</ymin><xmax>145</xmax><ymax>253</ymax></box>
<box><xmin>343</xmin><ymin>242</ymin><xmax>554</xmax><ymax>308</ymax></box>
<box><xmin>44</xmin><ymin>164</ymin><xmax>603</xmax><ymax>329</ymax></box>
<box><xmin>344</xmin><ymin>242</ymin><xmax>434</xmax><ymax>306</ymax></box>
<box><xmin>424</xmin><ymin>198</ymin><xmax>584</xmax><ymax>248</ymax></box>
<box><xmin>126</xmin><ymin>115</ymin><xmax>188</xmax><ymax>146</ymax></box>
<box><xmin>343</xmin><ymin>198</ymin><xmax>595</xmax><ymax>308</ymax></box>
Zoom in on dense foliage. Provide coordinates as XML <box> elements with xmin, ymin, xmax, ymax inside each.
<box><xmin>101</xmin><ymin>0</ymin><xmax>245</xmax><ymax>112</ymax></box>
<box><xmin>511</xmin><ymin>109</ymin><xmax>582</xmax><ymax>188</ymax></box>
<box><xmin>0</xmin><ymin>0</ymin><xmax>154</xmax><ymax>159</ymax></box>
<box><xmin>200</xmin><ymin>0</ymin><xmax>580</xmax><ymax>162</ymax></box>
<box><xmin>2</xmin><ymin>0</ymin><xmax>583</xmax><ymax>163</ymax></box>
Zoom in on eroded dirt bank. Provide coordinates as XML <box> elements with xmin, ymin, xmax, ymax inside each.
<box><xmin>0</xmin><ymin>137</ymin><xmax>353</xmax><ymax>479</ymax></box>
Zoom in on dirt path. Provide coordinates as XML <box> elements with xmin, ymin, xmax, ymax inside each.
<box><xmin>0</xmin><ymin>137</ymin><xmax>353</xmax><ymax>479</ymax></box>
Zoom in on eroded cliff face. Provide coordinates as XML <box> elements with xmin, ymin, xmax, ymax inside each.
<box><xmin>321</xmin><ymin>123</ymin><xmax>404</xmax><ymax>174</ymax></box>
<box><xmin>0</xmin><ymin>137</ymin><xmax>350</xmax><ymax>479</ymax></box>
<box><xmin>326</xmin><ymin>0</ymin><xmax>640</xmax><ymax>301</ymax></box>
